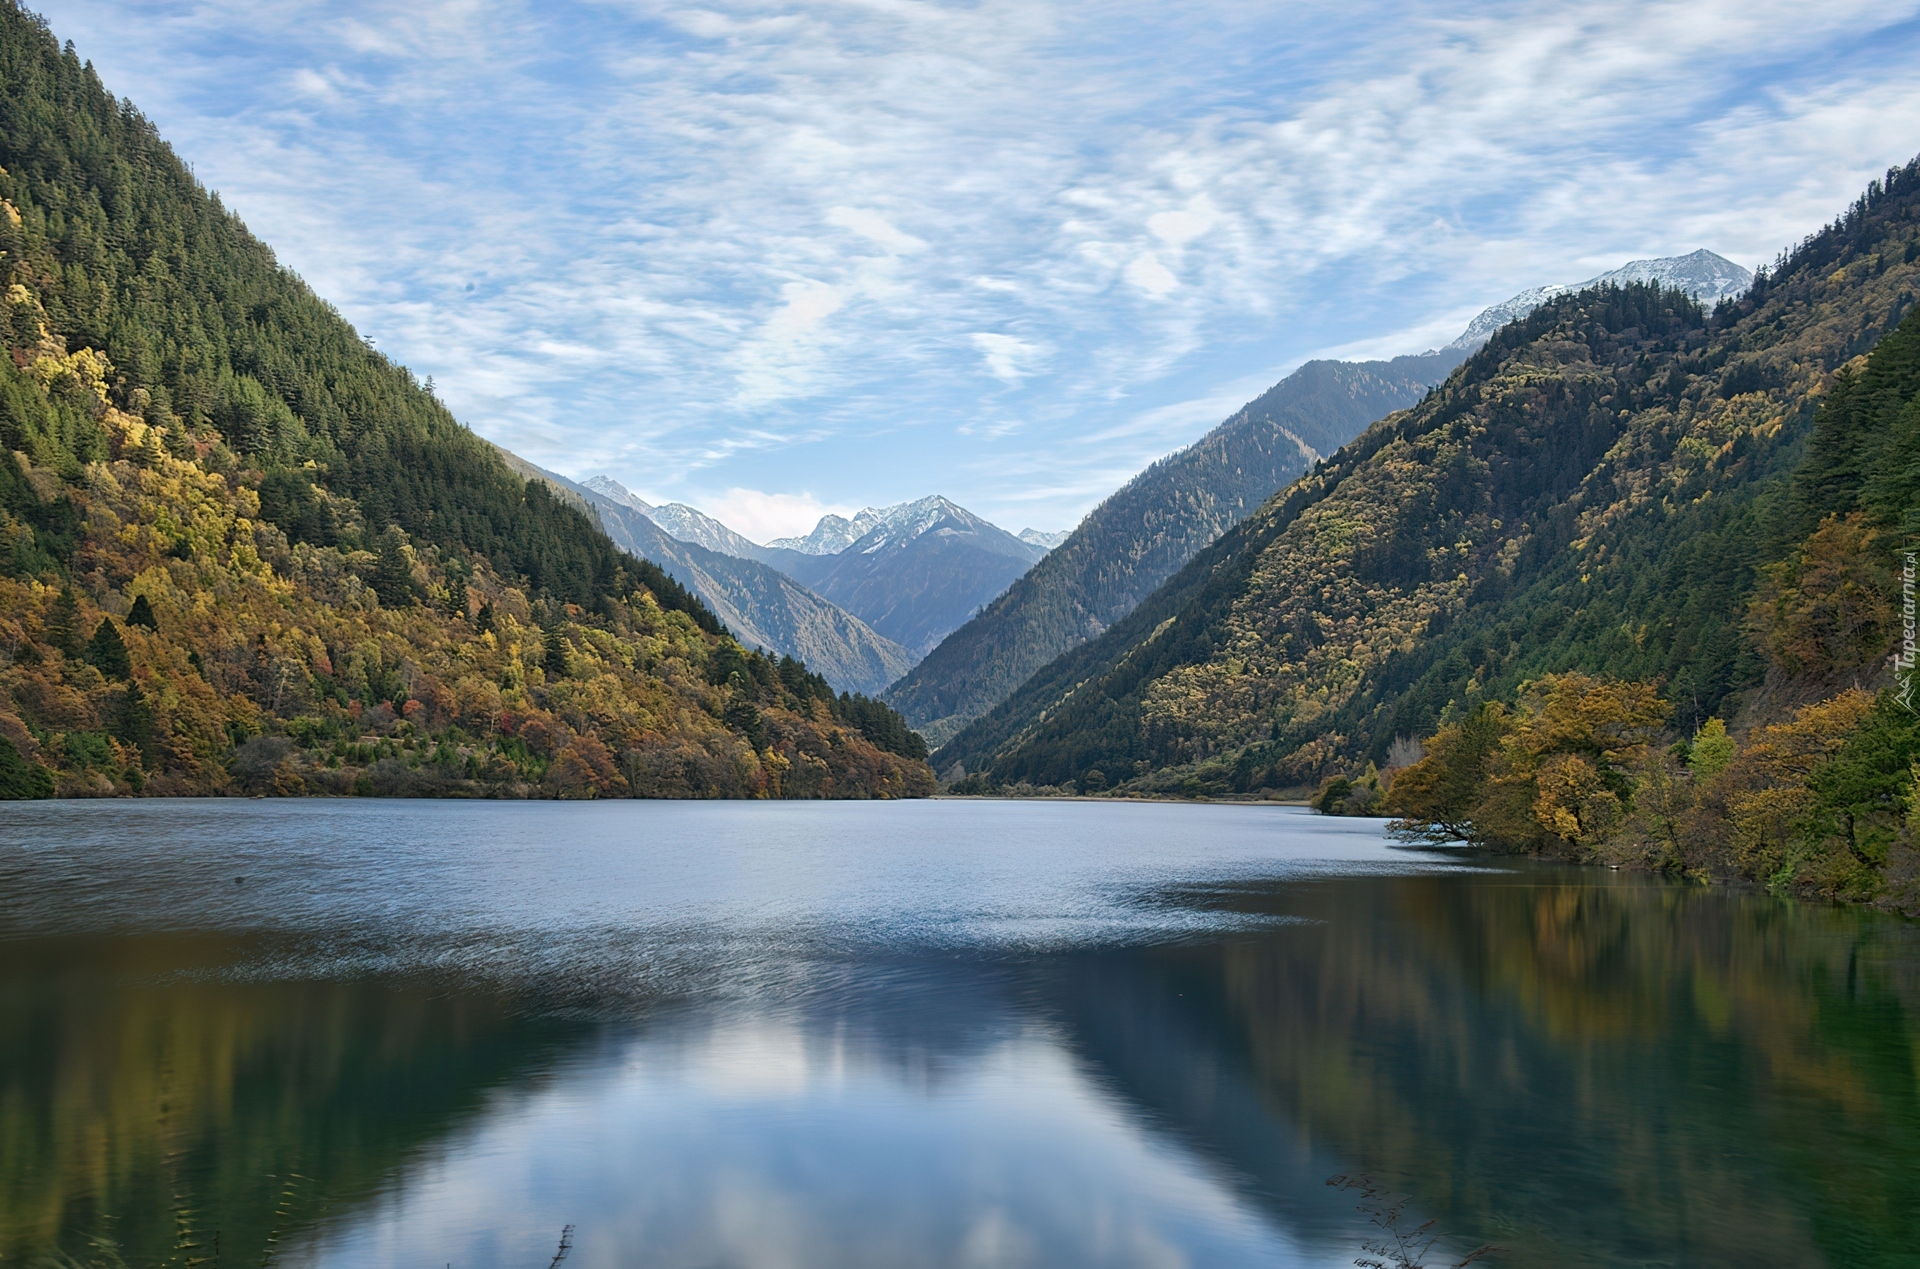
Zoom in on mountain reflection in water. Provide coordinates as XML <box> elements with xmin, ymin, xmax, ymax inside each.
<box><xmin>1</xmin><ymin>800</ymin><xmax>1916</xmax><ymax>1267</ymax></box>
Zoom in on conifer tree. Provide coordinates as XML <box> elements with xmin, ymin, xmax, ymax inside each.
<box><xmin>45</xmin><ymin>585</ymin><xmax>80</xmax><ymax>657</ymax></box>
<box><xmin>86</xmin><ymin>618</ymin><xmax>131</xmax><ymax>679</ymax></box>
<box><xmin>126</xmin><ymin>594</ymin><xmax>157</xmax><ymax>630</ymax></box>
<box><xmin>371</xmin><ymin>528</ymin><xmax>416</xmax><ymax>608</ymax></box>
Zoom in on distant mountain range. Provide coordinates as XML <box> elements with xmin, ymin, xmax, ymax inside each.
<box><xmin>579</xmin><ymin>476</ymin><xmax>770</xmax><ymax>560</ymax></box>
<box><xmin>523</xmin><ymin>475</ymin><xmax>1057</xmax><ymax>690</ymax></box>
<box><xmin>493</xmin><ymin>455</ymin><xmax>916</xmax><ymax>696</ymax></box>
<box><xmin>758</xmin><ymin>497</ymin><xmax>1048</xmax><ymax>658</ymax></box>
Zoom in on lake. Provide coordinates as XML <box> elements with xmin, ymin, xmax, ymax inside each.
<box><xmin>2</xmin><ymin>799</ymin><xmax>1917</xmax><ymax>1268</ymax></box>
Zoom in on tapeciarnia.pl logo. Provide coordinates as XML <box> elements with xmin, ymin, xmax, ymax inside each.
<box><xmin>1898</xmin><ymin>547</ymin><xmax>1917</xmax><ymax>713</ymax></box>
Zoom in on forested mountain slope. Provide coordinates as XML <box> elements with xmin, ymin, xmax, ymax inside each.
<box><xmin>888</xmin><ymin>351</ymin><xmax>1460</xmax><ymax>746</ymax></box>
<box><xmin>0</xmin><ymin>5</ymin><xmax>931</xmax><ymax>799</ymax></box>
<box><xmin>496</xmin><ymin>452</ymin><xmax>914</xmax><ymax>696</ymax></box>
<box><xmin>939</xmin><ymin>160</ymin><xmax>1920</xmax><ymax>813</ymax></box>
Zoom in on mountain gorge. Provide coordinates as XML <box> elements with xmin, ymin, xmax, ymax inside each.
<box><xmin>497</xmin><ymin>457</ymin><xmax>915</xmax><ymax>697</ymax></box>
<box><xmin>937</xmin><ymin>159</ymin><xmax>1920</xmax><ymax>912</ymax></box>
<box><xmin>887</xmin><ymin>252</ymin><xmax>1761</xmax><ymax>750</ymax></box>
<box><xmin>885</xmin><ymin>351</ymin><xmax>1464</xmax><ymax>746</ymax></box>
<box><xmin>0</xmin><ymin>9</ymin><xmax>933</xmax><ymax>799</ymax></box>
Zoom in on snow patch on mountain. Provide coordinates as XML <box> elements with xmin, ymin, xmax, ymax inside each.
<box><xmin>770</xmin><ymin>510</ymin><xmax>884</xmax><ymax>555</ymax></box>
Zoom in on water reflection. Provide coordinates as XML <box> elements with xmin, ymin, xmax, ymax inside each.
<box><xmin>2</xmin><ymin>803</ymin><xmax>1917</xmax><ymax>1267</ymax></box>
<box><xmin>1044</xmin><ymin>871</ymin><xmax>1920</xmax><ymax>1266</ymax></box>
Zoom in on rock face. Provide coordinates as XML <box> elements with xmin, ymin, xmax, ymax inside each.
<box><xmin>882</xmin><ymin>351</ymin><xmax>1463</xmax><ymax>747</ymax></box>
<box><xmin>1445</xmin><ymin>249</ymin><xmax>1752</xmax><ymax>351</ymax></box>
<box><xmin>768</xmin><ymin>513</ymin><xmax>878</xmax><ymax>556</ymax></box>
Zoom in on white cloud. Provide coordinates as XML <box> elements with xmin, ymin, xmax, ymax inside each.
<box><xmin>701</xmin><ymin>488</ymin><xmax>860</xmax><ymax>544</ymax></box>
<box><xmin>825</xmin><ymin>205</ymin><xmax>927</xmax><ymax>254</ymax></box>
<box><xmin>970</xmin><ymin>332</ymin><xmax>1047</xmax><ymax>385</ymax></box>
<box><xmin>1124</xmin><ymin>252</ymin><xmax>1181</xmax><ymax>297</ymax></box>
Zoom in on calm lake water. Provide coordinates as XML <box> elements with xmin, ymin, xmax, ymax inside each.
<box><xmin>2</xmin><ymin>799</ymin><xmax>1917</xmax><ymax>1268</ymax></box>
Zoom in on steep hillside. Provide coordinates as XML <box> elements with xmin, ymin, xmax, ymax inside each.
<box><xmin>0</xmin><ymin>6</ymin><xmax>932</xmax><ymax>799</ymax></box>
<box><xmin>501</xmin><ymin>458</ymin><xmax>914</xmax><ymax>695</ymax></box>
<box><xmin>888</xmin><ymin>352</ymin><xmax>1459</xmax><ymax>745</ymax></box>
<box><xmin>768</xmin><ymin>496</ymin><xmax>1047</xmax><ymax>658</ymax></box>
<box><xmin>940</xmin><ymin>159</ymin><xmax>1920</xmax><ymax>816</ymax></box>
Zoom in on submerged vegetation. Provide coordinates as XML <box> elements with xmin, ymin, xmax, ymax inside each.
<box><xmin>0</xmin><ymin>5</ymin><xmax>931</xmax><ymax>799</ymax></box>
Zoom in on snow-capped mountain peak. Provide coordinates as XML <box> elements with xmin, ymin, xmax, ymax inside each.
<box><xmin>769</xmin><ymin>497</ymin><xmax>991</xmax><ymax>555</ymax></box>
<box><xmin>579</xmin><ymin>475</ymin><xmax>766</xmax><ymax>558</ymax></box>
<box><xmin>581</xmin><ymin>474</ymin><xmax>652</xmax><ymax>514</ymax></box>
<box><xmin>1018</xmin><ymin>528</ymin><xmax>1070</xmax><ymax>551</ymax></box>
<box><xmin>769</xmin><ymin>511</ymin><xmax>878</xmax><ymax>555</ymax></box>
<box><xmin>1446</xmin><ymin>249</ymin><xmax>1753</xmax><ymax>352</ymax></box>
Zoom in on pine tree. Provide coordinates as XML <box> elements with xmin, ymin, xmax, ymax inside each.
<box><xmin>724</xmin><ymin>690</ymin><xmax>767</xmax><ymax>750</ymax></box>
<box><xmin>543</xmin><ymin>626</ymin><xmax>569</xmax><ymax>681</ymax></box>
<box><xmin>126</xmin><ymin>594</ymin><xmax>157</xmax><ymax>629</ymax></box>
<box><xmin>86</xmin><ymin>618</ymin><xmax>131</xmax><ymax>679</ymax></box>
<box><xmin>46</xmin><ymin>586</ymin><xmax>81</xmax><ymax>657</ymax></box>
<box><xmin>371</xmin><ymin>527</ymin><xmax>416</xmax><ymax>608</ymax></box>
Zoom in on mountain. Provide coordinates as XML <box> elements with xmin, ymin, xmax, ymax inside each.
<box><xmin>769</xmin><ymin>512</ymin><xmax>879</xmax><ymax>556</ymax></box>
<box><xmin>935</xmin><ymin>157</ymin><xmax>1920</xmax><ymax>875</ymax></box>
<box><xmin>1019</xmin><ymin>528</ymin><xmax>1071</xmax><ymax>551</ymax></box>
<box><xmin>578</xmin><ymin>475</ymin><xmax>774</xmax><ymax>561</ymax></box>
<box><xmin>0</xmin><ymin>7</ymin><xmax>932</xmax><ymax>800</ymax></box>
<box><xmin>580</xmin><ymin>473</ymin><xmax>653</xmax><ymax>514</ymax></box>
<box><xmin>499</xmin><ymin>456</ymin><xmax>914</xmax><ymax>696</ymax></box>
<box><xmin>1444</xmin><ymin>249</ymin><xmax>1752</xmax><ymax>352</ymax></box>
<box><xmin>763</xmin><ymin>496</ymin><xmax>1048</xmax><ymax>659</ymax></box>
<box><xmin>886</xmin><ymin>351</ymin><xmax>1462</xmax><ymax>747</ymax></box>
<box><xmin>562</xmin><ymin>484</ymin><xmax>1052</xmax><ymax>678</ymax></box>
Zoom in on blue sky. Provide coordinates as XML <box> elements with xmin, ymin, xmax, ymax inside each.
<box><xmin>37</xmin><ymin>0</ymin><xmax>1920</xmax><ymax>540</ymax></box>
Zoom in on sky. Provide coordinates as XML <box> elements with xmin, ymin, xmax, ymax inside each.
<box><xmin>35</xmin><ymin>0</ymin><xmax>1920</xmax><ymax>542</ymax></box>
